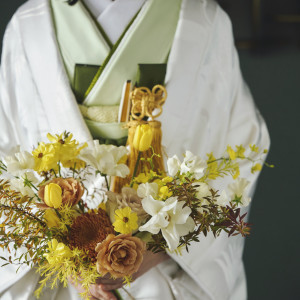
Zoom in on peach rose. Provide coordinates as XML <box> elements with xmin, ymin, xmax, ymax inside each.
<box><xmin>95</xmin><ymin>234</ymin><xmax>146</xmax><ymax>278</ymax></box>
<box><xmin>38</xmin><ymin>177</ymin><xmax>84</xmax><ymax>208</ymax></box>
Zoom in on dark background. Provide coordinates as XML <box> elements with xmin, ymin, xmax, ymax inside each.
<box><xmin>0</xmin><ymin>1</ymin><xmax>299</xmax><ymax>300</ymax></box>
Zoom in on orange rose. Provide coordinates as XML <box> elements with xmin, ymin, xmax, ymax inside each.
<box><xmin>38</xmin><ymin>177</ymin><xmax>84</xmax><ymax>208</ymax></box>
<box><xmin>95</xmin><ymin>234</ymin><xmax>146</xmax><ymax>278</ymax></box>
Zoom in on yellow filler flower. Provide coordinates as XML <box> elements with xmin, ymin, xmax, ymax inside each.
<box><xmin>133</xmin><ymin>124</ymin><xmax>153</xmax><ymax>152</ymax></box>
<box><xmin>113</xmin><ymin>207</ymin><xmax>138</xmax><ymax>234</ymax></box>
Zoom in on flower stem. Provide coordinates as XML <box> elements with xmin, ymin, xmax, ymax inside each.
<box><xmin>104</xmin><ymin>175</ymin><xmax>110</xmax><ymax>191</ymax></box>
<box><xmin>130</xmin><ymin>151</ymin><xmax>142</xmax><ymax>187</ymax></box>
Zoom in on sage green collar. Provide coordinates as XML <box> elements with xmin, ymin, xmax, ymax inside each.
<box><xmin>51</xmin><ymin>0</ymin><xmax>112</xmax><ymax>85</ymax></box>
<box><xmin>84</xmin><ymin>0</ymin><xmax>182</xmax><ymax>106</ymax></box>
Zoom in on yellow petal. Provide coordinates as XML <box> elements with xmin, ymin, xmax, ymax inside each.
<box><xmin>44</xmin><ymin>183</ymin><xmax>62</xmax><ymax>208</ymax></box>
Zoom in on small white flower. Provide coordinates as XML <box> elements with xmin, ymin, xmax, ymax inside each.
<box><xmin>139</xmin><ymin>196</ymin><xmax>195</xmax><ymax>251</ymax></box>
<box><xmin>79</xmin><ymin>141</ymin><xmax>129</xmax><ymax>178</ymax></box>
<box><xmin>228</xmin><ymin>178</ymin><xmax>251</xmax><ymax>207</ymax></box>
<box><xmin>167</xmin><ymin>151</ymin><xmax>206</xmax><ymax>180</ymax></box>
<box><xmin>167</xmin><ymin>155</ymin><xmax>181</xmax><ymax>176</ymax></box>
<box><xmin>216</xmin><ymin>190</ymin><xmax>230</xmax><ymax>207</ymax></box>
<box><xmin>194</xmin><ymin>182</ymin><xmax>211</xmax><ymax>199</ymax></box>
<box><xmin>137</xmin><ymin>182</ymin><xmax>159</xmax><ymax>199</ymax></box>
<box><xmin>181</xmin><ymin>151</ymin><xmax>206</xmax><ymax>179</ymax></box>
<box><xmin>5</xmin><ymin>148</ymin><xmax>35</xmax><ymax>176</ymax></box>
<box><xmin>10</xmin><ymin>172</ymin><xmax>38</xmax><ymax>198</ymax></box>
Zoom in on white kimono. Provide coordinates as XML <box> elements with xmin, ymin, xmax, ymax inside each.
<box><xmin>0</xmin><ymin>0</ymin><xmax>270</xmax><ymax>299</ymax></box>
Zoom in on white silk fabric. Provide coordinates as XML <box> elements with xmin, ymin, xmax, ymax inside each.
<box><xmin>0</xmin><ymin>0</ymin><xmax>270</xmax><ymax>299</ymax></box>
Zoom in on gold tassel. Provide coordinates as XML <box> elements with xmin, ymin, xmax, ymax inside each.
<box><xmin>112</xmin><ymin>85</ymin><xmax>167</xmax><ymax>192</ymax></box>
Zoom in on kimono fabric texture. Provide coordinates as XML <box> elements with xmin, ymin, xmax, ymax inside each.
<box><xmin>0</xmin><ymin>0</ymin><xmax>270</xmax><ymax>299</ymax></box>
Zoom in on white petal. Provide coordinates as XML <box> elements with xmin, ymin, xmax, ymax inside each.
<box><xmin>141</xmin><ymin>196</ymin><xmax>165</xmax><ymax>216</ymax></box>
<box><xmin>216</xmin><ymin>190</ymin><xmax>230</xmax><ymax>207</ymax></box>
<box><xmin>172</xmin><ymin>202</ymin><xmax>192</xmax><ymax>224</ymax></box>
<box><xmin>162</xmin><ymin>223</ymin><xmax>180</xmax><ymax>251</ymax></box>
<box><xmin>161</xmin><ymin>197</ymin><xmax>178</xmax><ymax>212</ymax></box>
<box><xmin>175</xmin><ymin>217</ymin><xmax>195</xmax><ymax>237</ymax></box>
<box><xmin>137</xmin><ymin>182</ymin><xmax>159</xmax><ymax>198</ymax></box>
<box><xmin>167</xmin><ymin>155</ymin><xmax>181</xmax><ymax>177</ymax></box>
<box><xmin>139</xmin><ymin>215</ymin><xmax>163</xmax><ymax>234</ymax></box>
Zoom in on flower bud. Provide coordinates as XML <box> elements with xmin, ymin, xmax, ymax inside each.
<box><xmin>44</xmin><ymin>209</ymin><xmax>60</xmax><ymax>228</ymax></box>
<box><xmin>44</xmin><ymin>183</ymin><xmax>62</xmax><ymax>208</ymax></box>
<box><xmin>133</xmin><ymin>124</ymin><xmax>153</xmax><ymax>152</ymax></box>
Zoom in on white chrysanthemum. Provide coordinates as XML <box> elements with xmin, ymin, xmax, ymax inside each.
<box><xmin>139</xmin><ymin>196</ymin><xmax>195</xmax><ymax>251</ymax></box>
<box><xmin>79</xmin><ymin>141</ymin><xmax>129</xmax><ymax>178</ymax></box>
<box><xmin>137</xmin><ymin>182</ymin><xmax>159</xmax><ymax>199</ymax></box>
<box><xmin>228</xmin><ymin>178</ymin><xmax>251</xmax><ymax>207</ymax></box>
<box><xmin>5</xmin><ymin>148</ymin><xmax>35</xmax><ymax>176</ymax></box>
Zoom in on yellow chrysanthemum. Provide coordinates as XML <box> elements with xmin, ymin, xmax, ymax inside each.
<box><xmin>251</xmin><ymin>163</ymin><xmax>262</xmax><ymax>173</ymax></box>
<box><xmin>44</xmin><ymin>239</ymin><xmax>72</xmax><ymax>264</ymax></box>
<box><xmin>113</xmin><ymin>207</ymin><xmax>138</xmax><ymax>234</ymax></box>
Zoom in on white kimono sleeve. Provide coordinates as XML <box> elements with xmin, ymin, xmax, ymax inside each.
<box><xmin>0</xmin><ymin>14</ymin><xmax>44</xmax><ymax>293</ymax></box>
<box><xmin>167</xmin><ymin>7</ymin><xmax>270</xmax><ymax>300</ymax></box>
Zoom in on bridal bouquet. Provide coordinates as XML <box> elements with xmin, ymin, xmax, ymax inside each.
<box><xmin>0</xmin><ymin>130</ymin><xmax>270</xmax><ymax>299</ymax></box>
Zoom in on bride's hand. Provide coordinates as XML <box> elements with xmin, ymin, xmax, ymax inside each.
<box><xmin>96</xmin><ymin>251</ymin><xmax>170</xmax><ymax>291</ymax></box>
<box><xmin>69</xmin><ymin>276</ymin><xmax>117</xmax><ymax>300</ymax></box>
<box><xmin>70</xmin><ymin>251</ymin><xmax>169</xmax><ymax>298</ymax></box>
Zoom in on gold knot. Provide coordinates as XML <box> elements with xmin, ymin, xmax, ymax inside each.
<box><xmin>130</xmin><ymin>85</ymin><xmax>167</xmax><ymax>121</ymax></box>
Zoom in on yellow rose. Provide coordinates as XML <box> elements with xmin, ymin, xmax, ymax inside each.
<box><xmin>133</xmin><ymin>124</ymin><xmax>153</xmax><ymax>152</ymax></box>
<box><xmin>44</xmin><ymin>183</ymin><xmax>62</xmax><ymax>208</ymax></box>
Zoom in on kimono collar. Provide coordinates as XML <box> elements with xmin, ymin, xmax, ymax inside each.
<box><xmin>17</xmin><ymin>0</ymin><xmax>216</xmax><ymax>146</ymax></box>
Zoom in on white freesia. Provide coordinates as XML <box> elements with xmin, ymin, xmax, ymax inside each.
<box><xmin>167</xmin><ymin>155</ymin><xmax>181</xmax><ymax>176</ymax></box>
<box><xmin>10</xmin><ymin>172</ymin><xmax>39</xmax><ymax>198</ymax></box>
<box><xmin>228</xmin><ymin>178</ymin><xmax>251</xmax><ymax>207</ymax></box>
<box><xmin>137</xmin><ymin>182</ymin><xmax>159</xmax><ymax>199</ymax></box>
<box><xmin>79</xmin><ymin>141</ymin><xmax>129</xmax><ymax>177</ymax></box>
<box><xmin>5</xmin><ymin>148</ymin><xmax>35</xmax><ymax>176</ymax></box>
<box><xmin>139</xmin><ymin>196</ymin><xmax>195</xmax><ymax>251</ymax></box>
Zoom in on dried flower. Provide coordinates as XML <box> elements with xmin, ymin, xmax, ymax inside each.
<box><xmin>95</xmin><ymin>234</ymin><xmax>146</xmax><ymax>278</ymax></box>
<box><xmin>38</xmin><ymin>178</ymin><xmax>84</xmax><ymax>208</ymax></box>
<box><xmin>68</xmin><ymin>209</ymin><xmax>114</xmax><ymax>261</ymax></box>
<box><xmin>107</xmin><ymin>187</ymin><xmax>148</xmax><ymax>223</ymax></box>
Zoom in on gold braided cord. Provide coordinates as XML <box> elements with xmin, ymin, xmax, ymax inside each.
<box><xmin>130</xmin><ymin>85</ymin><xmax>167</xmax><ymax>121</ymax></box>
